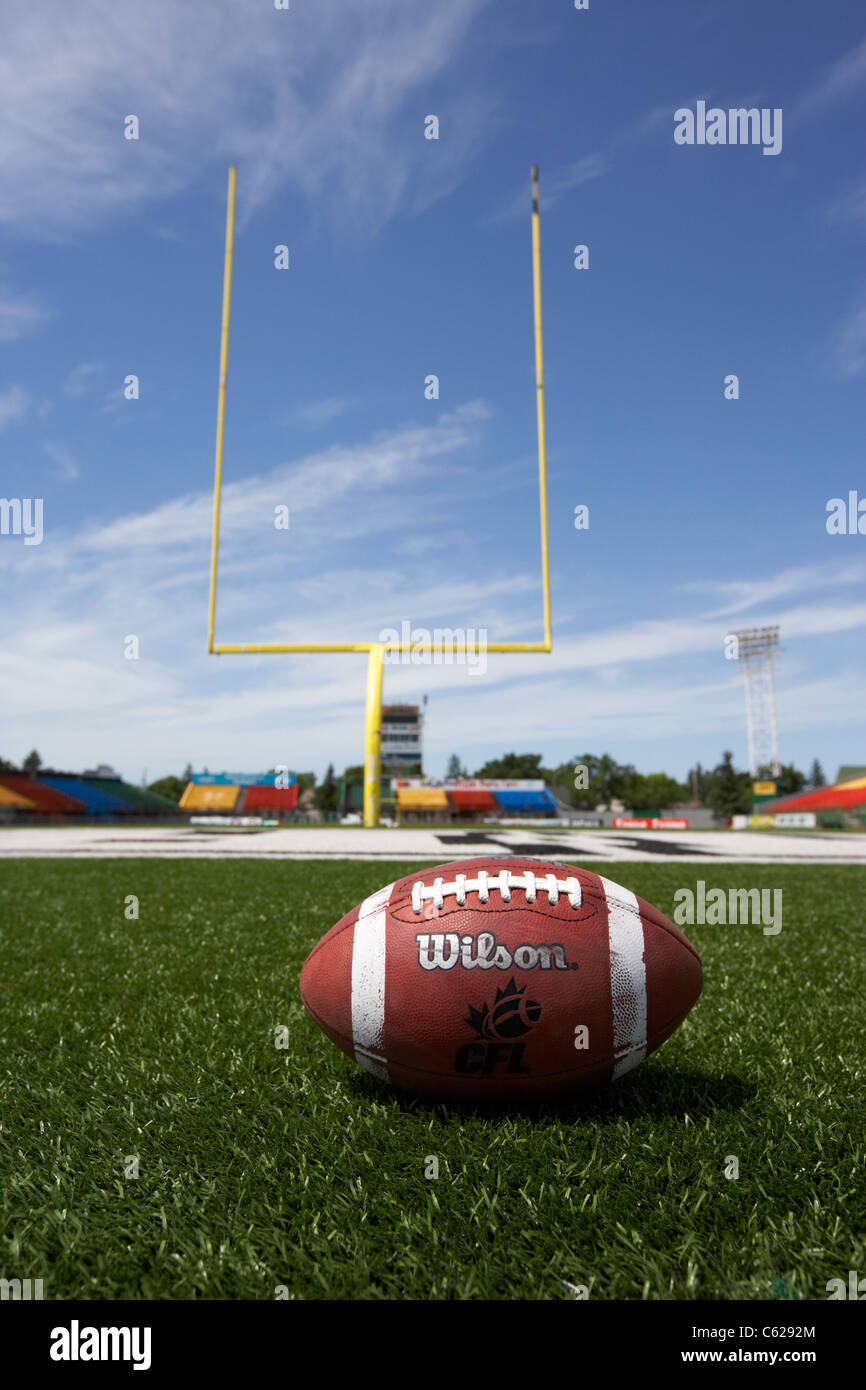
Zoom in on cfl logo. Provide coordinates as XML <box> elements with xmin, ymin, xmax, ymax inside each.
<box><xmin>454</xmin><ymin>1042</ymin><xmax>530</xmax><ymax>1076</ymax></box>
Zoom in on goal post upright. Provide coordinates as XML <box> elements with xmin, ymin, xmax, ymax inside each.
<box><xmin>531</xmin><ymin>165</ymin><xmax>552</xmax><ymax>654</ymax></box>
<box><xmin>208</xmin><ymin>165</ymin><xmax>236</xmax><ymax>656</ymax></box>
<box><xmin>207</xmin><ymin>166</ymin><xmax>552</xmax><ymax>825</ymax></box>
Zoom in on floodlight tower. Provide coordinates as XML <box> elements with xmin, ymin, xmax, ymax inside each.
<box><xmin>732</xmin><ymin>626</ymin><xmax>781</xmax><ymax>777</ymax></box>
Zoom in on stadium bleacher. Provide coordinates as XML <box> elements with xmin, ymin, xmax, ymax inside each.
<box><xmin>0</xmin><ymin>783</ymin><xmax>38</xmax><ymax>810</ymax></box>
<box><xmin>242</xmin><ymin>785</ymin><xmax>298</xmax><ymax>813</ymax></box>
<box><xmin>0</xmin><ymin>774</ymin><xmax>87</xmax><ymax>815</ymax></box>
<box><xmin>395</xmin><ymin>787</ymin><xmax>450</xmax><ymax>821</ymax></box>
<box><xmin>83</xmin><ymin>777</ymin><xmax>181</xmax><ymax>815</ymax></box>
<box><xmin>392</xmin><ymin>779</ymin><xmax>560</xmax><ymax>823</ymax></box>
<box><xmin>448</xmin><ymin>787</ymin><xmax>496</xmax><ymax>816</ymax></box>
<box><xmin>494</xmin><ymin>786</ymin><xmax>559</xmax><ymax>815</ymax></box>
<box><xmin>180</xmin><ymin>784</ymin><xmax>241</xmax><ymax>813</ymax></box>
<box><xmin>38</xmin><ymin>775</ymin><xmax>133</xmax><ymax>816</ymax></box>
<box><xmin>0</xmin><ymin>770</ymin><xmax>184</xmax><ymax>821</ymax></box>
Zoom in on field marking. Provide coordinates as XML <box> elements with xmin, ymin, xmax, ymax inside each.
<box><xmin>1</xmin><ymin>825</ymin><xmax>864</xmax><ymax>864</ymax></box>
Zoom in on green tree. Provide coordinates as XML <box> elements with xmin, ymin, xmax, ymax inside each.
<box><xmin>294</xmin><ymin>771</ymin><xmax>316</xmax><ymax>794</ymax></box>
<box><xmin>596</xmin><ymin>754</ymin><xmax>637</xmax><ymax>807</ymax></box>
<box><xmin>0</xmin><ymin>754</ymin><xmax>17</xmax><ymax>771</ymax></box>
<box><xmin>446</xmin><ymin>753</ymin><xmax>466</xmax><ymax>779</ymax></box>
<box><xmin>773</xmin><ymin>763</ymin><xmax>806</xmax><ymax>797</ymax></box>
<box><xmin>546</xmin><ymin>753</ymin><xmax>642</xmax><ymax>810</ymax></box>
<box><xmin>474</xmin><ymin>752</ymin><xmax>549</xmax><ymax>780</ymax></box>
<box><xmin>705</xmin><ymin>751</ymin><xmax>752</xmax><ymax>820</ymax></box>
<box><xmin>315</xmin><ymin>764</ymin><xmax>338</xmax><ymax>814</ymax></box>
<box><xmin>687</xmin><ymin>763</ymin><xmax>707</xmax><ymax>802</ymax></box>
<box><xmin>148</xmin><ymin>775</ymin><xmax>186</xmax><ymax>803</ymax></box>
<box><xmin>808</xmin><ymin>759</ymin><xmax>826</xmax><ymax>789</ymax></box>
<box><xmin>628</xmin><ymin>773</ymin><xmax>689</xmax><ymax>814</ymax></box>
<box><xmin>548</xmin><ymin>758</ymin><xmax>591</xmax><ymax>808</ymax></box>
<box><xmin>586</xmin><ymin>754</ymin><xmax>635</xmax><ymax>808</ymax></box>
<box><xmin>22</xmin><ymin>749</ymin><xmax>42</xmax><ymax>778</ymax></box>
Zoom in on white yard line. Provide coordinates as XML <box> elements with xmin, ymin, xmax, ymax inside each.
<box><xmin>0</xmin><ymin>825</ymin><xmax>864</xmax><ymax>863</ymax></box>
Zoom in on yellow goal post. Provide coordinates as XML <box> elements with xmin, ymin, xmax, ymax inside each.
<box><xmin>207</xmin><ymin>165</ymin><xmax>552</xmax><ymax>826</ymax></box>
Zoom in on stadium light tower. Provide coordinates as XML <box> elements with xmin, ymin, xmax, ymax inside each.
<box><xmin>732</xmin><ymin>625</ymin><xmax>781</xmax><ymax>777</ymax></box>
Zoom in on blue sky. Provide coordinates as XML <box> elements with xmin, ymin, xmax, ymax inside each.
<box><xmin>0</xmin><ymin>0</ymin><xmax>864</xmax><ymax>785</ymax></box>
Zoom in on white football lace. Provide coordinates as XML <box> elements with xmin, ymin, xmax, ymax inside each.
<box><xmin>411</xmin><ymin>869</ymin><xmax>582</xmax><ymax>914</ymax></box>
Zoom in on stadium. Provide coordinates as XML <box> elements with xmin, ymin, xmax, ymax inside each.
<box><xmin>1</xmin><ymin>0</ymin><xmax>864</xmax><ymax>1361</ymax></box>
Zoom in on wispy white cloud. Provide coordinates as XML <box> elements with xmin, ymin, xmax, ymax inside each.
<box><xmin>630</xmin><ymin>104</ymin><xmax>675</xmax><ymax>140</ymax></box>
<box><xmin>795</xmin><ymin>35</ymin><xmax>866</xmax><ymax>117</ymax></box>
<box><xmin>417</xmin><ymin>664</ymin><xmax>866</xmax><ymax>763</ymax></box>
<box><xmin>543</xmin><ymin>154</ymin><xmax>607</xmax><ymax>205</ymax></box>
<box><xmin>681</xmin><ymin>562</ymin><xmax>866</xmax><ymax>618</ymax></box>
<box><xmin>826</xmin><ymin>179</ymin><xmax>866</xmax><ymax>233</ymax></box>
<box><xmin>99</xmin><ymin>386</ymin><xmax>130</xmax><ymax>417</ymax></box>
<box><xmin>63</xmin><ymin>362</ymin><xmax>104</xmax><ymax>398</ymax></box>
<box><xmin>67</xmin><ymin>400</ymin><xmax>490</xmax><ymax>556</ymax></box>
<box><xmin>286</xmin><ymin>396</ymin><xmax>360</xmax><ymax>431</ymax></box>
<box><xmin>0</xmin><ymin>287</ymin><xmax>48</xmax><ymax>341</ymax></box>
<box><xmin>497</xmin><ymin>152</ymin><xmax>605</xmax><ymax>221</ymax></box>
<box><xmin>0</xmin><ymin>384</ymin><xmax>30</xmax><ymax>431</ymax></box>
<box><xmin>0</xmin><ymin>0</ymin><xmax>494</xmax><ymax>239</ymax></box>
<box><xmin>2</xmin><ymin>404</ymin><xmax>864</xmax><ymax>780</ymax></box>
<box><xmin>42</xmin><ymin>442</ymin><xmax>80</xmax><ymax>481</ymax></box>
<box><xmin>495</xmin><ymin>94</ymin><xmax>699</xmax><ymax>222</ymax></box>
<box><xmin>832</xmin><ymin>295</ymin><xmax>866</xmax><ymax>378</ymax></box>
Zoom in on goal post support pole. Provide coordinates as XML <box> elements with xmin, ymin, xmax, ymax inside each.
<box><xmin>363</xmin><ymin>645</ymin><xmax>385</xmax><ymax>828</ymax></box>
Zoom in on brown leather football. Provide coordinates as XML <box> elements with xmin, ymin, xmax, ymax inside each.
<box><xmin>300</xmin><ymin>857</ymin><xmax>702</xmax><ymax>1102</ymax></box>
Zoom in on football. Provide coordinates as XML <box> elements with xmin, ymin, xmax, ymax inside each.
<box><xmin>299</xmin><ymin>857</ymin><xmax>702</xmax><ymax>1102</ymax></box>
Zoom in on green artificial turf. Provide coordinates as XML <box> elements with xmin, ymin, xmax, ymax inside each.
<box><xmin>0</xmin><ymin>859</ymin><xmax>863</xmax><ymax>1300</ymax></box>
